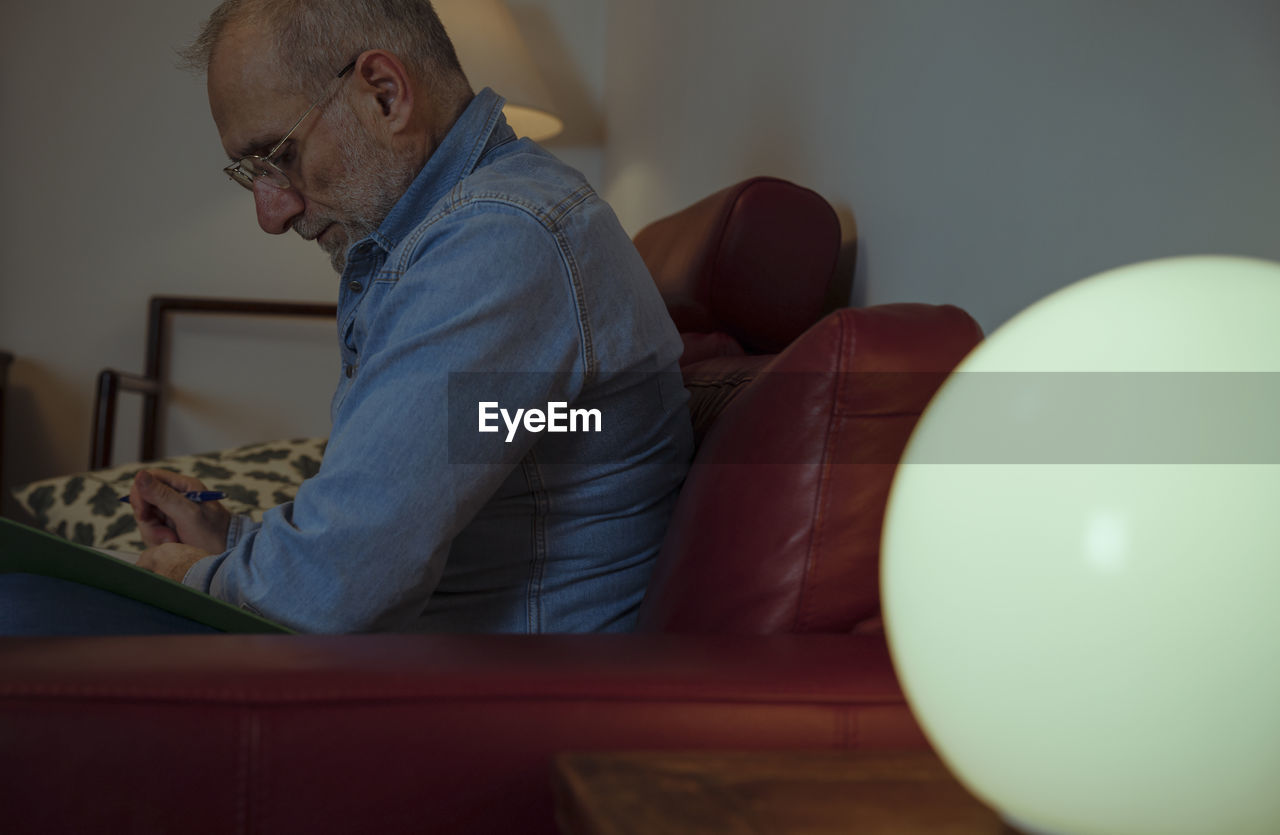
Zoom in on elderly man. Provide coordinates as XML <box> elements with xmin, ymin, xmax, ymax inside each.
<box><xmin>94</xmin><ymin>0</ymin><xmax>690</xmax><ymax>633</ymax></box>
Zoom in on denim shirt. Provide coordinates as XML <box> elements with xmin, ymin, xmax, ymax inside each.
<box><xmin>184</xmin><ymin>89</ymin><xmax>692</xmax><ymax>633</ymax></box>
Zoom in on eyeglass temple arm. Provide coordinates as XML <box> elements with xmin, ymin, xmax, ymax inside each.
<box><xmin>264</xmin><ymin>59</ymin><xmax>360</xmax><ymax>160</ymax></box>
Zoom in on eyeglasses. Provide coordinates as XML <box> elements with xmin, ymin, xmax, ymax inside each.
<box><xmin>223</xmin><ymin>58</ymin><xmax>358</xmax><ymax>191</ymax></box>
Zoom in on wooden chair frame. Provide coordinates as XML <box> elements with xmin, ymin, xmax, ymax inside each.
<box><xmin>90</xmin><ymin>297</ymin><xmax>337</xmax><ymax>470</ymax></box>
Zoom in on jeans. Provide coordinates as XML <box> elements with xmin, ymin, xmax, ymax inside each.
<box><xmin>0</xmin><ymin>573</ymin><xmax>218</xmax><ymax>635</ymax></box>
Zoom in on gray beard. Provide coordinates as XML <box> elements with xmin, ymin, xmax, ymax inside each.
<box><xmin>297</xmin><ymin>108</ymin><xmax>421</xmax><ymax>274</ymax></box>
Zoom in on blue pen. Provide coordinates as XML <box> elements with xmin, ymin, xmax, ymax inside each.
<box><xmin>119</xmin><ymin>491</ymin><xmax>227</xmax><ymax>504</ymax></box>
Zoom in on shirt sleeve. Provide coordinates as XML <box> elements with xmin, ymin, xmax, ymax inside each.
<box><xmin>224</xmin><ymin>514</ymin><xmax>260</xmax><ymax>549</ymax></box>
<box><xmin>182</xmin><ymin>202</ymin><xmax>591</xmax><ymax>632</ymax></box>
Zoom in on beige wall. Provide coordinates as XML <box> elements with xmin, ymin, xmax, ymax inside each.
<box><xmin>600</xmin><ymin>0</ymin><xmax>1280</xmax><ymax>326</ymax></box>
<box><xmin>4</xmin><ymin>0</ymin><xmax>1280</xmax><ymax>513</ymax></box>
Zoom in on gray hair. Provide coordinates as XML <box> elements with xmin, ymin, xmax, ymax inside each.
<box><xmin>180</xmin><ymin>0</ymin><xmax>469</xmax><ymax>97</ymax></box>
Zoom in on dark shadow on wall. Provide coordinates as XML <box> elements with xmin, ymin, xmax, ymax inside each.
<box><xmin>1</xmin><ymin>363</ymin><xmax>78</xmax><ymax>522</ymax></box>
<box><xmin>824</xmin><ymin>204</ymin><xmax>862</xmax><ymax>311</ymax></box>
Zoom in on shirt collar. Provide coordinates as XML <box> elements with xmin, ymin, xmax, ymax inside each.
<box><xmin>368</xmin><ymin>87</ymin><xmax>514</xmax><ymax>254</ymax></box>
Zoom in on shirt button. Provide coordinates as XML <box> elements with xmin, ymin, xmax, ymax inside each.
<box><xmin>347</xmin><ymin>280</ymin><xmax>364</xmax><ymax>293</ymax></box>
<box><xmin>345</xmin><ymin>364</ymin><xmax>354</xmax><ymax>378</ymax></box>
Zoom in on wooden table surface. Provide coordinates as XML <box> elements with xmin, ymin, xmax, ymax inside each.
<box><xmin>554</xmin><ymin>749</ymin><xmax>1016</xmax><ymax>835</ymax></box>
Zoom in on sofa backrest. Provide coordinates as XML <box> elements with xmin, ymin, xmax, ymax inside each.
<box><xmin>638</xmin><ymin>304</ymin><xmax>984</xmax><ymax>634</ymax></box>
<box><xmin>632</xmin><ymin>177</ymin><xmax>842</xmax><ymax>363</ymax></box>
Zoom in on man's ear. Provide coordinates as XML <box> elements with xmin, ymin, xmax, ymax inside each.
<box><xmin>351</xmin><ymin>50</ymin><xmax>414</xmax><ymax>133</ymax></box>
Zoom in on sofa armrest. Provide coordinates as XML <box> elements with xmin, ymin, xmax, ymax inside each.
<box><xmin>0</xmin><ymin>633</ymin><xmax>924</xmax><ymax>834</ymax></box>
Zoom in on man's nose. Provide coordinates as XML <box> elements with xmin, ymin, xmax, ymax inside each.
<box><xmin>252</xmin><ymin>179</ymin><xmax>305</xmax><ymax>235</ymax></box>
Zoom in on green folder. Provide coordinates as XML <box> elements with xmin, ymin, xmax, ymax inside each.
<box><xmin>0</xmin><ymin>518</ymin><xmax>293</xmax><ymax>634</ymax></box>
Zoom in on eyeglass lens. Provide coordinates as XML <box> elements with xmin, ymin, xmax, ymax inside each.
<box><xmin>227</xmin><ymin>157</ymin><xmax>291</xmax><ymax>191</ymax></box>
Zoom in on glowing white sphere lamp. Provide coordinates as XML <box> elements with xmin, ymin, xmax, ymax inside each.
<box><xmin>883</xmin><ymin>256</ymin><xmax>1280</xmax><ymax>835</ymax></box>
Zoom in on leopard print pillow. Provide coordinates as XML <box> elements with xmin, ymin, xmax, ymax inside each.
<box><xmin>10</xmin><ymin>437</ymin><xmax>326</xmax><ymax>552</ymax></box>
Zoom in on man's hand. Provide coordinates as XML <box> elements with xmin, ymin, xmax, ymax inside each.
<box><xmin>130</xmin><ymin>469</ymin><xmax>231</xmax><ymax>554</ymax></box>
<box><xmin>137</xmin><ymin>543</ymin><xmax>211</xmax><ymax>583</ymax></box>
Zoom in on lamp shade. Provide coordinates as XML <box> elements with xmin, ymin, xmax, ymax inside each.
<box><xmin>435</xmin><ymin>0</ymin><xmax>563</xmax><ymax>141</ymax></box>
<box><xmin>882</xmin><ymin>257</ymin><xmax>1280</xmax><ymax>834</ymax></box>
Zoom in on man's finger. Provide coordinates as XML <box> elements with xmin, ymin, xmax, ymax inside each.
<box><xmin>135</xmin><ymin>471</ymin><xmax>199</xmax><ymax>528</ymax></box>
<box><xmin>130</xmin><ymin>473</ymin><xmax>175</xmax><ymax>547</ymax></box>
<box><xmin>145</xmin><ymin>468</ymin><xmax>209</xmax><ymax>494</ymax></box>
<box><xmin>131</xmin><ymin>469</ymin><xmax>230</xmax><ymax>554</ymax></box>
<box><xmin>143</xmin><ymin>524</ymin><xmax>179</xmax><ymax>545</ymax></box>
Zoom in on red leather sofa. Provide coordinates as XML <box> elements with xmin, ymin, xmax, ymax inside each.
<box><xmin>0</xmin><ymin>179</ymin><xmax>983</xmax><ymax>833</ymax></box>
